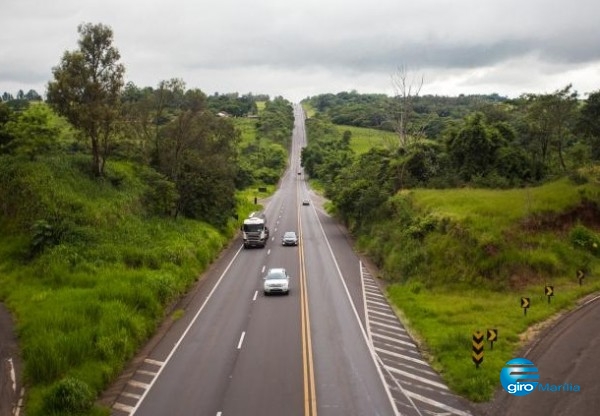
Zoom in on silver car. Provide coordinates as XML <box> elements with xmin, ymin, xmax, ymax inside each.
<box><xmin>263</xmin><ymin>268</ymin><xmax>290</xmax><ymax>295</ymax></box>
<box><xmin>282</xmin><ymin>231</ymin><xmax>299</xmax><ymax>246</ymax></box>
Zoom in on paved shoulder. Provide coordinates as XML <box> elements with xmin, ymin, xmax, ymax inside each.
<box><xmin>0</xmin><ymin>303</ymin><xmax>21</xmax><ymax>416</ymax></box>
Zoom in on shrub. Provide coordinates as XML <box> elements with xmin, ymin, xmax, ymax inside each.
<box><xmin>570</xmin><ymin>224</ymin><xmax>600</xmax><ymax>256</ymax></box>
<box><xmin>43</xmin><ymin>377</ymin><xmax>94</xmax><ymax>415</ymax></box>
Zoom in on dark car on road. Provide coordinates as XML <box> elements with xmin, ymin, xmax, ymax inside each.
<box><xmin>282</xmin><ymin>231</ymin><xmax>299</xmax><ymax>246</ymax></box>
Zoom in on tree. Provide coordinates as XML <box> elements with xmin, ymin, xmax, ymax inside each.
<box><xmin>577</xmin><ymin>90</ymin><xmax>600</xmax><ymax>160</ymax></box>
<box><xmin>3</xmin><ymin>103</ymin><xmax>60</xmax><ymax>160</ymax></box>
<box><xmin>446</xmin><ymin>113</ymin><xmax>503</xmax><ymax>181</ymax></box>
<box><xmin>523</xmin><ymin>85</ymin><xmax>578</xmax><ymax>171</ymax></box>
<box><xmin>391</xmin><ymin>65</ymin><xmax>426</xmax><ymax>146</ymax></box>
<box><xmin>47</xmin><ymin>22</ymin><xmax>125</xmax><ymax>176</ymax></box>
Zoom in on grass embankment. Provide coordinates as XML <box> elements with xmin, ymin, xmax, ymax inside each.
<box><xmin>357</xmin><ymin>173</ymin><xmax>600</xmax><ymax>402</ymax></box>
<box><xmin>336</xmin><ymin>125</ymin><xmax>396</xmax><ymax>154</ymax></box>
<box><xmin>0</xmin><ymin>155</ymin><xmax>258</xmax><ymax>415</ymax></box>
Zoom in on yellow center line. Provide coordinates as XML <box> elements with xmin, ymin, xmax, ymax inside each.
<box><xmin>298</xmin><ymin>179</ymin><xmax>317</xmax><ymax>416</ymax></box>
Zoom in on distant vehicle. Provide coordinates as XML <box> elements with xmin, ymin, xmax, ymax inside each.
<box><xmin>282</xmin><ymin>231</ymin><xmax>298</xmax><ymax>246</ymax></box>
<box><xmin>241</xmin><ymin>212</ymin><xmax>269</xmax><ymax>248</ymax></box>
<box><xmin>263</xmin><ymin>268</ymin><xmax>290</xmax><ymax>295</ymax></box>
<box><xmin>302</xmin><ymin>199</ymin><xmax>310</xmax><ymax>206</ymax></box>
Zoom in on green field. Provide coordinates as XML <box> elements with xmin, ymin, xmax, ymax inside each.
<box><xmin>335</xmin><ymin>125</ymin><xmax>397</xmax><ymax>154</ymax></box>
<box><xmin>369</xmin><ymin>175</ymin><xmax>600</xmax><ymax>401</ymax></box>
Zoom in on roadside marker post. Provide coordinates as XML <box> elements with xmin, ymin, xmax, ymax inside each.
<box><xmin>521</xmin><ymin>297</ymin><xmax>530</xmax><ymax>316</ymax></box>
<box><xmin>577</xmin><ymin>269</ymin><xmax>585</xmax><ymax>286</ymax></box>
<box><xmin>545</xmin><ymin>285</ymin><xmax>554</xmax><ymax>304</ymax></box>
<box><xmin>472</xmin><ymin>331</ymin><xmax>484</xmax><ymax>369</ymax></box>
<box><xmin>487</xmin><ymin>329</ymin><xmax>498</xmax><ymax>350</ymax></box>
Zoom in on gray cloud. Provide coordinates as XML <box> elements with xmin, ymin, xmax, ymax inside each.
<box><xmin>1</xmin><ymin>0</ymin><xmax>599</xmax><ymax>101</ymax></box>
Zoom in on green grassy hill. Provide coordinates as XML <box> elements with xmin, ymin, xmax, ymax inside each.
<box><xmin>357</xmin><ymin>170</ymin><xmax>600</xmax><ymax>401</ymax></box>
<box><xmin>0</xmin><ymin>154</ymin><xmax>247</xmax><ymax>415</ymax></box>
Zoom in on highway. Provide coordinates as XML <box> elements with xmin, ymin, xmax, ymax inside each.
<box><xmin>106</xmin><ymin>105</ymin><xmax>473</xmax><ymax>416</ymax></box>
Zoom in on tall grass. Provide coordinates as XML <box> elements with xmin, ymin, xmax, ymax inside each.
<box><xmin>357</xmin><ymin>175</ymin><xmax>600</xmax><ymax>401</ymax></box>
<box><xmin>0</xmin><ymin>155</ymin><xmax>231</xmax><ymax>415</ymax></box>
<box><xmin>335</xmin><ymin>125</ymin><xmax>397</xmax><ymax>154</ymax></box>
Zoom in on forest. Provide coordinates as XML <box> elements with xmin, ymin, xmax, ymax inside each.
<box><xmin>301</xmin><ymin>86</ymin><xmax>600</xmax><ymax>229</ymax></box>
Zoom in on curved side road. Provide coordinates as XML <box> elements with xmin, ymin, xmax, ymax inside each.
<box><xmin>484</xmin><ymin>295</ymin><xmax>600</xmax><ymax>416</ymax></box>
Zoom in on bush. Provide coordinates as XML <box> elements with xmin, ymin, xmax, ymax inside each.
<box><xmin>43</xmin><ymin>377</ymin><xmax>93</xmax><ymax>415</ymax></box>
<box><xmin>570</xmin><ymin>224</ymin><xmax>600</xmax><ymax>256</ymax></box>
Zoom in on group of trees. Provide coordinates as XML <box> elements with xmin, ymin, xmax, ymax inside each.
<box><xmin>0</xmin><ymin>23</ymin><xmax>292</xmax><ymax>229</ymax></box>
<box><xmin>302</xmin><ymin>86</ymin><xmax>600</xmax><ymax>229</ymax></box>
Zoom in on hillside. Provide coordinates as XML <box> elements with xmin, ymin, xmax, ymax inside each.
<box><xmin>355</xmin><ymin>171</ymin><xmax>600</xmax><ymax>401</ymax></box>
<box><xmin>0</xmin><ymin>154</ymin><xmax>242</xmax><ymax>415</ymax></box>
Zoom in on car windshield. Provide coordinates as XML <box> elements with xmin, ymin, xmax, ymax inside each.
<box><xmin>284</xmin><ymin>232</ymin><xmax>296</xmax><ymax>238</ymax></box>
<box><xmin>243</xmin><ymin>224</ymin><xmax>264</xmax><ymax>232</ymax></box>
<box><xmin>266</xmin><ymin>271</ymin><xmax>287</xmax><ymax>280</ymax></box>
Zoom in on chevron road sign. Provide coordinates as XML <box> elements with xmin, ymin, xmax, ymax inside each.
<box><xmin>472</xmin><ymin>330</ymin><xmax>484</xmax><ymax>368</ymax></box>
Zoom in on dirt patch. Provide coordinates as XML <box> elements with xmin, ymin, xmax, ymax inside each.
<box><xmin>520</xmin><ymin>200</ymin><xmax>600</xmax><ymax>232</ymax></box>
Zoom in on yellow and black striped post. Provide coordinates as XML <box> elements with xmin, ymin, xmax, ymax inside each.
<box><xmin>472</xmin><ymin>331</ymin><xmax>484</xmax><ymax>368</ymax></box>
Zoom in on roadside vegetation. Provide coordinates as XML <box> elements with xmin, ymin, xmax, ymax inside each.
<box><xmin>0</xmin><ymin>23</ymin><xmax>292</xmax><ymax>415</ymax></box>
<box><xmin>301</xmin><ymin>88</ymin><xmax>600</xmax><ymax>401</ymax></box>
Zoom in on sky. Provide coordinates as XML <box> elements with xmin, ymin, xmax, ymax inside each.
<box><xmin>1</xmin><ymin>0</ymin><xmax>600</xmax><ymax>102</ymax></box>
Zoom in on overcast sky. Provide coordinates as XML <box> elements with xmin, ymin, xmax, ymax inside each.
<box><xmin>1</xmin><ymin>0</ymin><xmax>599</xmax><ymax>102</ymax></box>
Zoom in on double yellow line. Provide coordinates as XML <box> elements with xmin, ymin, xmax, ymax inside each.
<box><xmin>298</xmin><ymin>186</ymin><xmax>317</xmax><ymax>416</ymax></box>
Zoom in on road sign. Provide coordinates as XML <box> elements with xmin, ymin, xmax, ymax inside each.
<box><xmin>472</xmin><ymin>331</ymin><xmax>484</xmax><ymax>368</ymax></box>
<box><xmin>545</xmin><ymin>285</ymin><xmax>554</xmax><ymax>304</ymax></box>
<box><xmin>577</xmin><ymin>269</ymin><xmax>585</xmax><ymax>285</ymax></box>
<box><xmin>521</xmin><ymin>297</ymin><xmax>530</xmax><ymax>315</ymax></box>
<box><xmin>487</xmin><ymin>329</ymin><xmax>498</xmax><ymax>350</ymax></box>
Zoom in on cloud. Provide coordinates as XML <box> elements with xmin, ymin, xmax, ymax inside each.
<box><xmin>1</xmin><ymin>0</ymin><xmax>599</xmax><ymax>101</ymax></box>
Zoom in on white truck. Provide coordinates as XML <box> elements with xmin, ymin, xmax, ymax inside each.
<box><xmin>242</xmin><ymin>212</ymin><xmax>269</xmax><ymax>248</ymax></box>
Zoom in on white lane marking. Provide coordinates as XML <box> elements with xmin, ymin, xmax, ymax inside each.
<box><xmin>360</xmin><ymin>262</ymin><xmax>422</xmax><ymax>416</ymax></box>
<box><xmin>311</xmin><ymin>217</ymin><xmax>401</xmax><ymax>416</ymax></box>
<box><xmin>261</xmin><ymin>265</ymin><xmax>266</xmax><ymax>273</ymax></box>
<box><xmin>385</xmin><ymin>366</ymin><xmax>450</xmax><ymax>390</ymax></box>
<box><xmin>143</xmin><ymin>358</ymin><xmax>164</xmax><ymax>366</ymax></box>
<box><xmin>267</xmin><ymin>249</ymin><xmax>271</xmax><ymax>255</ymax></box>
<box><xmin>404</xmin><ymin>390</ymin><xmax>472</xmax><ymax>416</ymax></box>
<box><xmin>128</xmin><ymin>380</ymin><xmax>151</xmax><ymax>389</ymax></box>
<box><xmin>369</xmin><ymin>308</ymin><xmax>400</xmax><ymax>319</ymax></box>
<box><xmin>374</xmin><ymin>347</ymin><xmax>429</xmax><ymax>366</ymax></box>
<box><xmin>131</xmin><ymin>244</ymin><xmax>245</xmax><ymax>415</ymax></box>
<box><xmin>8</xmin><ymin>357</ymin><xmax>16</xmax><ymax>393</ymax></box>
<box><xmin>372</xmin><ymin>332</ymin><xmax>416</xmax><ymax>348</ymax></box>
<box><xmin>237</xmin><ymin>331</ymin><xmax>246</xmax><ymax>349</ymax></box>
<box><xmin>114</xmin><ymin>402</ymin><xmax>135</xmax><ymax>413</ymax></box>
<box><xmin>122</xmin><ymin>392</ymin><xmax>142</xmax><ymax>399</ymax></box>
<box><xmin>253</xmin><ymin>291</ymin><xmax>258</xmax><ymax>301</ymax></box>
<box><xmin>15</xmin><ymin>387</ymin><xmax>25</xmax><ymax>416</ymax></box>
<box><xmin>137</xmin><ymin>370</ymin><xmax>158</xmax><ymax>376</ymax></box>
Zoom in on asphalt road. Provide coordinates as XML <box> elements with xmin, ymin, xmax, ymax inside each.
<box><xmin>483</xmin><ymin>295</ymin><xmax>600</xmax><ymax>416</ymax></box>
<box><xmin>106</xmin><ymin>105</ymin><xmax>396</xmax><ymax>416</ymax></box>
<box><xmin>2</xmin><ymin>106</ymin><xmax>599</xmax><ymax>416</ymax></box>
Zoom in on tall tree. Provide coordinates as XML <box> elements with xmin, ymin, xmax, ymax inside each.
<box><xmin>47</xmin><ymin>22</ymin><xmax>125</xmax><ymax>176</ymax></box>
<box><xmin>391</xmin><ymin>65</ymin><xmax>425</xmax><ymax>146</ymax></box>
<box><xmin>577</xmin><ymin>90</ymin><xmax>600</xmax><ymax>160</ymax></box>
<box><xmin>523</xmin><ymin>85</ymin><xmax>578</xmax><ymax>171</ymax></box>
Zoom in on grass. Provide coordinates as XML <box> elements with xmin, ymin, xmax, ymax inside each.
<box><xmin>388</xmin><ymin>276</ymin><xmax>600</xmax><ymax>402</ymax></box>
<box><xmin>370</xmin><ymin>175</ymin><xmax>600</xmax><ymax>402</ymax></box>
<box><xmin>335</xmin><ymin>125</ymin><xmax>397</xmax><ymax>154</ymax></box>
<box><xmin>0</xmin><ymin>155</ymin><xmax>241</xmax><ymax>415</ymax></box>
<box><xmin>411</xmin><ymin>178</ymin><xmax>598</xmax><ymax>237</ymax></box>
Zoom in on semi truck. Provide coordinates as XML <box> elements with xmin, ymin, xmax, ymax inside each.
<box><xmin>242</xmin><ymin>212</ymin><xmax>269</xmax><ymax>248</ymax></box>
